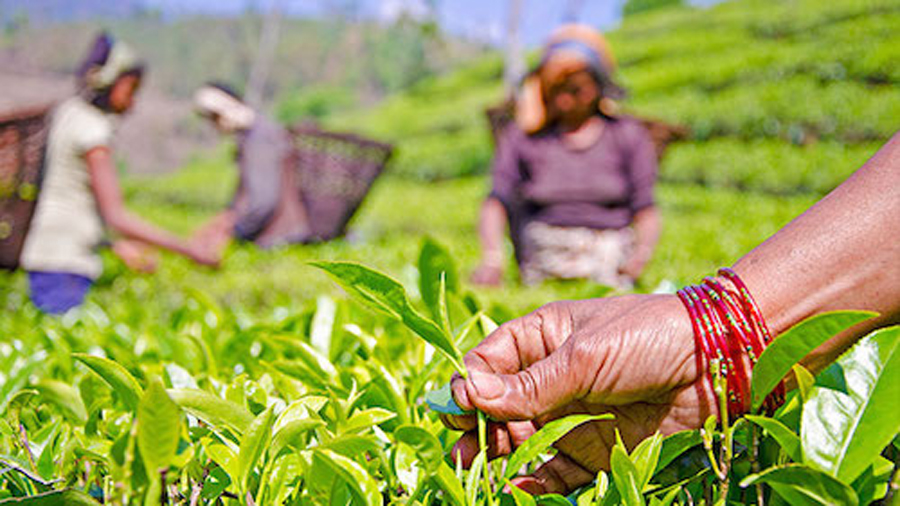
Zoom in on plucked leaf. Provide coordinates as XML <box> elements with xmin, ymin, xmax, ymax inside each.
<box><xmin>751</xmin><ymin>311</ymin><xmax>875</xmax><ymax>411</ymax></box>
<box><xmin>311</xmin><ymin>261</ymin><xmax>465</xmax><ymax>373</ymax></box>
<box><xmin>425</xmin><ymin>383</ymin><xmax>471</xmax><ymax>415</ymax></box>
<box><xmin>801</xmin><ymin>326</ymin><xmax>900</xmax><ymax>483</ymax></box>
<box><xmin>418</xmin><ymin>237</ymin><xmax>459</xmax><ymax>322</ymax></box>
<box><xmin>504</xmin><ymin>414</ymin><xmax>614</xmax><ymax>480</ymax></box>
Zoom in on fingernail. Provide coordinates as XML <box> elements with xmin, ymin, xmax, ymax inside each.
<box><xmin>469</xmin><ymin>371</ymin><xmax>506</xmax><ymax>400</ymax></box>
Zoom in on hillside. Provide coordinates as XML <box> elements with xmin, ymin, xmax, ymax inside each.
<box><xmin>0</xmin><ymin>13</ymin><xmax>490</xmax><ymax>104</ymax></box>
<box><xmin>324</xmin><ymin>0</ymin><xmax>899</xmax><ymax>195</ymax></box>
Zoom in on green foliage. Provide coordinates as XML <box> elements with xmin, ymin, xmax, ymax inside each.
<box><xmin>750</xmin><ymin>311</ymin><xmax>876</xmax><ymax>411</ymax></box>
<box><xmin>623</xmin><ymin>0</ymin><xmax>685</xmax><ymax>17</ymax></box>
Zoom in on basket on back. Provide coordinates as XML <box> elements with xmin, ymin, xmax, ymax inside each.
<box><xmin>290</xmin><ymin>124</ymin><xmax>393</xmax><ymax>242</ymax></box>
<box><xmin>0</xmin><ymin>106</ymin><xmax>51</xmax><ymax>270</ymax></box>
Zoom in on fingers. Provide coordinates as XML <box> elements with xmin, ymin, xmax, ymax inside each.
<box><xmin>450</xmin><ymin>420</ymin><xmax>538</xmax><ymax>468</ymax></box>
<box><xmin>510</xmin><ymin>453</ymin><xmax>596</xmax><ymax>496</ymax></box>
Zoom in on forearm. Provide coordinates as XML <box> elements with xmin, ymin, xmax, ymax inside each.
<box><xmin>733</xmin><ymin>133</ymin><xmax>900</xmax><ymax>372</ymax></box>
<box><xmin>630</xmin><ymin>206</ymin><xmax>661</xmax><ymax>265</ymax></box>
<box><xmin>107</xmin><ymin>211</ymin><xmax>192</xmax><ymax>258</ymax></box>
<box><xmin>478</xmin><ymin>197</ymin><xmax>508</xmax><ymax>266</ymax></box>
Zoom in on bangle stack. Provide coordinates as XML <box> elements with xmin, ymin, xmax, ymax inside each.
<box><xmin>676</xmin><ymin>268</ymin><xmax>785</xmax><ymax>420</ymax></box>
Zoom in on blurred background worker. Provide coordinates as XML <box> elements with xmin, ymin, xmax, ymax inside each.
<box><xmin>191</xmin><ymin>83</ymin><xmax>311</xmax><ymax>253</ymax></box>
<box><xmin>472</xmin><ymin>24</ymin><xmax>661</xmax><ymax>289</ymax></box>
<box><xmin>19</xmin><ymin>33</ymin><xmax>219</xmax><ymax>314</ymax></box>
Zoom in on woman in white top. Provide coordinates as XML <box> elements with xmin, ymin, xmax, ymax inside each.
<box><xmin>20</xmin><ymin>33</ymin><xmax>218</xmax><ymax>314</ymax></box>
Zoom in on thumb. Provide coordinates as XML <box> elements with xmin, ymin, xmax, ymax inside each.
<box><xmin>464</xmin><ymin>347</ymin><xmax>577</xmax><ymax>421</ymax></box>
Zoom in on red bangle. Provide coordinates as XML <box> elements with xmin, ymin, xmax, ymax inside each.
<box><xmin>677</xmin><ymin>269</ymin><xmax>785</xmax><ymax>420</ymax></box>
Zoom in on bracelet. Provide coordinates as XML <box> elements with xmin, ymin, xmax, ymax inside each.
<box><xmin>677</xmin><ymin>268</ymin><xmax>785</xmax><ymax>420</ymax></box>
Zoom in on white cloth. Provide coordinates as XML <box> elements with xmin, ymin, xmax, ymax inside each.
<box><xmin>520</xmin><ymin>222</ymin><xmax>633</xmax><ymax>289</ymax></box>
<box><xmin>20</xmin><ymin>97</ymin><xmax>114</xmax><ymax>279</ymax></box>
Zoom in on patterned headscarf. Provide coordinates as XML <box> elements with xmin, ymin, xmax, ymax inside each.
<box><xmin>517</xmin><ymin>24</ymin><xmax>625</xmax><ymax>134</ymax></box>
<box><xmin>77</xmin><ymin>33</ymin><xmax>144</xmax><ymax>111</ymax></box>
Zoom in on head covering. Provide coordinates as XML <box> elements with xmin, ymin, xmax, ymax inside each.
<box><xmin>516</xmin><ymin>24</ymin><xmax>625</xmax><ymax>134</ymax></box>
<box><xmin>78</xmin><ymin>33</ymin><xmax>143</xmax><ymax>92</ymax></box>
<box><xmin>193</xmin><ymin>84</ymin><xmax>256</xmax><ymax>133</ymax></box>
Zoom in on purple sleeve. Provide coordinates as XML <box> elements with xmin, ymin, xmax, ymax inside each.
<box><xmin>623</xmin><ymin>120</ymin><xmax>658</xmax><ymax>213</ymax></box>
<box><xmin>488</xmin><ymin>127</ymin><xmax>524</xmax><ymax>209</ymax></box>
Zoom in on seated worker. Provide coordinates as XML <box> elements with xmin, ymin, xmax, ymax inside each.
<box><xmin>192</xmin><ymin>84</ymin><xmax>311</xmax><ymax>251</ymax></box>
<box><xmin>19</xmin><ymin>33</ymin><xmax>218</xmax><ymax>314</ymax></box>
<box><xmin>471</xmin><ymin>24</ymin><xmax>661</xmax><ymax>289</ymax></box>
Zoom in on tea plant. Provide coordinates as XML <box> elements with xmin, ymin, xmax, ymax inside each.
<box><xmin>2</xmin><ymin>238</ymin><xmax>898</xmax><ymax>505</ymax></box>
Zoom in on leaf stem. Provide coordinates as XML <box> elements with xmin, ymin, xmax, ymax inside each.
<box><xmin>478</xmin><ymin>411</ymin><xmax>494</xmax><ymax>505</ymax></box>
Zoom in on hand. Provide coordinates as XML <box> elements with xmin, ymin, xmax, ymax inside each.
<box><xmin>185</xmin><ymin>239</ymin><xmax>222</xmax><ymax>268</ymax></box>
<box><xmin>111</xmin><ymin>239</ymin><xmax>158</xmax><ymax>273</ymax></box>
<box><xmin>442</xmin><ymin>295</ymin><xmax>717</xmax><ymax>495</ymax></box>
<box><xmin>470</xmin><ymin>262</ymin><xmax>504</xmax><ymax>286</ymax></box>
<box><xmin>618</xmin><ymin>252</ymin><xmax>648</xmax><ymax>281</ymax></box>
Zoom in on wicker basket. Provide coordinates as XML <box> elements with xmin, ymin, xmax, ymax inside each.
<box><xmin>290</xmin><ymin>124</ymin><xmax>393</xmax><ymax>241</ymax></box>
<box><xmin>0</xmin><ymin>105</ymin><xmax>51</xmax><ymax>270</ymax></box>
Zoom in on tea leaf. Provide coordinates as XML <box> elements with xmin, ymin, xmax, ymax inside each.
<box><xmin>73</xmin><ymin>353</ymin><xmax>143</xmax><ymax>411</ymax></box>
<box><xmin>630</xmin><ymin>432</ymin><xmax>663</xmax><ymax>490</ymax></box>
<box><xmin>655</xmin><ymin>430</ymin><xmax>702</xmax><ymax>473</ymax></box>
<box><xmin>168</xmin><ymin>388</ymin><xmax>254</xmax><ymax>434</ymax></box>
<box><xmin>314</xmin><ymin>449</ymin><xmax>382</xmax><ymax>506</ymax></box>
<box><xmin>506</xmin><ymin>481</ymin><xmax>537</xmax><ymax>506</ymax></box>
<box><xmin>137</xmin><ymin>377</ymin><xmax>180</xmax><ymax>478</ymax></box>
<box><xmin>801</xmin><ymin>326</ymin><xmax>900</xmax><ymax>483</ymax></box>
<box><xmin>793</xmin><ymin>364</ymin><xmax>815</xmax><ymax>404</ymax></box>
<box><xmin>238</xmin><ymin>405</ymin><xmax>276</xmax><ymax>492</ymax></box>
<box><xmin>311</xmin><ymin>261</ymin><xmax>465</xmax><ymax>374</ymax></box>
<box><xmin>342</xmin><ymin>407</ymin><xmax>396</xmax><ymax>433</ymax></box>
<box><xmin>418</xmin><ymin>236</ymin><xmax>459</xmax><ymax>323</ymax></box>
<box><xmin>431</xmin><ymin>461</ymin><xmax>467</xmax><ymax>506</ymax></box>
<box><xmin>504</xmin><ymin>414</ymin><xmax>614</xmax><ymax>480</ymax></box>
<box><xmin>394</xmin><ymin>425</ymin><xmax>444</xmax><ymax>473</ymax></box>
<box><xmin>424</xmin><ymin>383</ymin><xmax>472</xmax><ymax>416</ymax></box>
<box><xmin>610</xmin><ymin>445</ymin><xmax>645</xmax><ymax>506</ymax></box>
<box><xmin>745</xmin><ymin>415</ymin><xmax>802</xmax><ymax>462</ymax></box>
<box><xmin>0</xmin><ymin>489</ymin><xmax>101</xmax><ymax>504</ymax></box>
<box><xmin>750</xmin><ymin>311</ymin><xmax>875</xmax><ymax>412</ymax></box>
<box><xmin>33</xmin><ymin>379</ymin><xmax>87</xmax><ymax>425</ymax></box>
<box><xmin>740</xmin><ymin>464</ymin><xmax>858</xmax><ymax>506</ymax></box>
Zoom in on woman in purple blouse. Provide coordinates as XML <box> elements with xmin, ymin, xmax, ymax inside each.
<box><xmin>472</xmin><ymin>25</ymin><xmax>661</xmax><ymax>289</ymax></box>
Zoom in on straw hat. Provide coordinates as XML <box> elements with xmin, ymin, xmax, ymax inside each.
<box><xmin>516</xmin><ymin>24</ymin><xmax>625</xmax><ymax>134</ymax></box>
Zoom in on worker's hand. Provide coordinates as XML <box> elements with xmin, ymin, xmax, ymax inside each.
<box><xmin>442</xmin><ymin>295</ymin><xmax>716</xmax><ymax>495</ymax></box>
<box><xmin>112</xmin><ymin>239</ymin><xmax>158</xmax><ymax>273</ymax></box>
<box><xmin>470</xmin><ymin>262</ymin><xmax>504</xmax><ymax>286</ymax></box>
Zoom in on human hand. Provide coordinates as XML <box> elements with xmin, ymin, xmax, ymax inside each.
<box><xmin>442</xmin><ymin>295</ymin><xmax>717</xmax><ymax>495</ymax></box>
<box><xmin>185</xmin><ymin>238</ymin><xmax>222</xmax><ymax>268</ymax></box>
<box><xmin>470</xmin><ymin>262</ymin><xmax>504</xmax><ymax>286</ymax></box>
<box><xmin>618</xmin><ymin>253</ymin><xmax>648</xmax><ymax>281</ymax></box>
<box><xmin>112</xmin><ymin>239</ymin><xmax>158</xmax><ymax>273</ymax></box>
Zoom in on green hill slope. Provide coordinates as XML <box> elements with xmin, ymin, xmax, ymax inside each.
<box><xmin>325</xmin><ymin>0</ymin><xmax>899</xmax><ymax>194</ymax></box>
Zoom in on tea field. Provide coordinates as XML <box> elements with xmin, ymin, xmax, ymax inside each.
<box><xmin>1</xmin><ymin>0</ymin><xmax>899</xmax><ymax>503</ymax></box>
